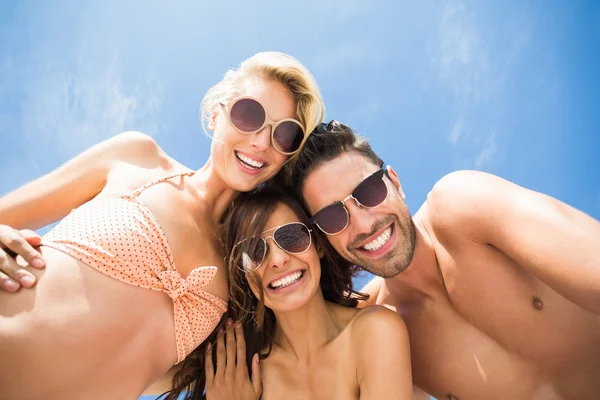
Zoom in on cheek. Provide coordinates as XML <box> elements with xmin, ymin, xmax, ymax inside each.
<box><xmin>327</xmin><ymin>235</ymin><xmax>347</xmax><ymax>255</ymax></box>
<box><xmin>271</xmin><ymin>152</ymin><xmax>288</xmax><ymax>169</ymax></box>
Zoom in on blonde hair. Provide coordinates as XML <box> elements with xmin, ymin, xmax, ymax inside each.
<box><xmin>201</xmin><ymin>52</ymin><xmax>325</xmax><ymax>173</ymax></box>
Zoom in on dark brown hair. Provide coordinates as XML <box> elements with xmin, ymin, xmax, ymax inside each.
<box><xmin>292</xmin><ymin>120</ymin><xmax>384</xmax><ymax>205</ymax></box>
<box><xmin>163</xmin><ymin>186</ymin><xmax>367</xmax><ymax>399</ymax></box>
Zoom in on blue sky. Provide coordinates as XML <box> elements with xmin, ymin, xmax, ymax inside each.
<box><xmin>1</xmin><ymin>1</ymin><xmax>599</xmax><ymax>398</ymax></box>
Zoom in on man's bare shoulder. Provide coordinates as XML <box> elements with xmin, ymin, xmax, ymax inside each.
<box><xmin>427</xmin><ymin>170</ymin><xmax>503</xmax><ymax>214</ymax></box>
<box><xmin>424</xmin><ymin>170</ymin><xmax>519</xmax><ymax>241</ymax></box>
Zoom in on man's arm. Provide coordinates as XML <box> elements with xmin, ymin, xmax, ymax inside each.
<box><xmin>428</xmin><ymin>170</ymin><xmax>600</xmax><ymax>314</ymax></box>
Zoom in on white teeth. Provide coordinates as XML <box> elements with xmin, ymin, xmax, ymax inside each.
<box><xmin>362</xmin><ymin>226</ymin><xmax>392</xmax><ymax>252</ymax></box>
<box><xmin>270</xmin><ymin>270</ymin><xmax>303</xmax><ymax>289</ymax></box>
<box><xmin>236</xmin><ymin>152</ymin><xmax>265</xmax><ymax>169</ymax></box>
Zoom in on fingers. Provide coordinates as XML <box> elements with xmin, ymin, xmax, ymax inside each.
<box><xmin>204</xmin><ymin>343</ymin><xmax>214</xmax><ymax>386</ymax></box>
<box><xmin>0</xmin><ymin>248</ymin><xmax>37</xmax><ymax>290</ymax></box>
<box><xmin>251</xmin><ymin>353</ymin><xmax>262</xmax><ymax>396</ymax></box>
<box><xmin>215</xmin><ymin>327</ymin><xmax>226</xmax><ymax>379</ymax></box>
<box><xmin>225</xmin><ymin>319</ymin><xmax>237</xmax><ymax>377</ymax></box>
<box><xmin>235</xmin><ymin>323</ymin><xmax>249</xmax><ymax>377</ymax></box>
<box><xmin>0</xmin><ymin>270</ymin><xmax>20</xmax><ymax>292</ymax></box>
<box><xmin>0</xmin><ymin>225</ymin><xmax>45</xmax><ymax>269</ymax></box>
<box><xmin>18</xmin><ymin>229</ymin><xmax>43</xmax><ymax>247</ymax></box>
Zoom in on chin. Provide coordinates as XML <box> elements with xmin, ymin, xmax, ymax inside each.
<box><xmin>229</xmin><ymin>176</ymin><xmax>264</xmax><ymax>192</ymax></box>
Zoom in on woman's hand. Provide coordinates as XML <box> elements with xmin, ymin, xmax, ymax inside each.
<box><xmin>205</xmin><ymin>320</ymin><xmax>262</xmax><ymax>400</ymax></box>
<box><xmin>0</xmin><ymin>225</ymin><xmax>45</xmax><ymax>292</ymax></box>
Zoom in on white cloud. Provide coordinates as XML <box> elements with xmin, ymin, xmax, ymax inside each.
<box><xmin>475</xmin><ymin>132</ymin><xmax>497</xmax><ymax>168</ymax></box>
<box><xmin>449</xmin><ymin>117</ymin><xmax>463</xmax><ymax>146</ymax></box>
<box><xmin>436</xmin><ymin>0</ymin><xmax>489</xmax><ymax>106</ymax></box>
<box><xmin>432</xmin><ymin>0</ymin><xmax>521</xmax><ymax>169</ymax></box>
<box><xmin>19</xmin><ymin>50</ymin><xmax>165</xmax><ymax>158</ymax></box>
<box><xmin>311</xmin><ymin>41</ymin><xmax>380</xmax><ymax>75</ymax></box>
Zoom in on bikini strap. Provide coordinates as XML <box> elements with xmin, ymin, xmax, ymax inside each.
<box><xmin>131</xmin><ymin>171</ymin><xmax>195</xmax><ymax>197</ymax></box>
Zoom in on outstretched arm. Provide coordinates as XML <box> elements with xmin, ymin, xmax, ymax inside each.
<box><xmin>429</xmin><ymin>170</ymin><xmax>600</xmax><ymax>315</ymax></box>
<box><xmin>0</xmin><ymin>131</ymin><xmax>163</xmax><ymax>291</ymax></box>
<box><xmin>0</xmin><ymin>131</ymin><xmax>160</xmax><ymax>230</ymax></box>
<box><xmin>354</xmin><ymin>306</ymin><xmax>413</xmax><ymax>400</ymax></box>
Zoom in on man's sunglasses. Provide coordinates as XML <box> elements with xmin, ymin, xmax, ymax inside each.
<box><xmin>232</xmin><ymin>222</ymin><xmax>313</xmax><ymax>272</ymax></box>
<box><xmin>310</xmin><ymin>169</ymin><xmax>388</xmax><ymax>235</ymax></box>
<box><xmin>220</xmin><ymin>96</ymin><xmax>306</xmax><ymax>155</ymax></box>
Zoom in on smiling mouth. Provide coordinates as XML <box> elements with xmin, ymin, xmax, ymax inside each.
<box><xmin>360</xmin><ymin>225</ymin><xmax>393</xmax><ymax>252</ymax></box>
<box><xmin>268</xmin><ymin>270</ymin><xmax>305</xmax><ymax>290</ymax></box>
<box><xmin>235</xmin><ymin>151</ymin><xmax>266</xmax><ymax>170</ymax></box>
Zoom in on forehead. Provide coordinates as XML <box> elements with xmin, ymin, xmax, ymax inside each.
<box><xmin>240</xmin><ymin>78</ymin><xmax>296</xmax><ymax>120</ymax></box>
<box><xmin>262</xmin><ymin>203</ymin><xmax>302</xmax><ymax>234</ymax></box>
<box><xmin>302</xmin><ymin>152</ymin><xmax>381</xmax><ymax>214</ymax></box>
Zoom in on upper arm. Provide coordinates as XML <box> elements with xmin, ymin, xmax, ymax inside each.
<box><xmin>428</xmin><ymin>170</ymin><xmax>600</xmax><ymax>314</ymax></box>
<box><xmin>354</xmin><ymin>306</ymin><xmax>413</xmax><ymax>400</ymax></box>
<box><xmin>0</xmin><ymin>131</ymin><xmax>163</xmax><ymax>230</ymax></box>
<box><xmin>142</xmin><ymin>364</ymin><xmax>181</xmax><ymax>395</ymax></box>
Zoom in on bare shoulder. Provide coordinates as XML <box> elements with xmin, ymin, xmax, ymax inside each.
<box><xmin>102</xmin><ymin>132</ymin><xmax>185</xmax><ymax>191</ymax></box>
<box><xmin>351</xmin><ymin>305</ymin><xmax>412</xmax><ymax>396</ymax></box>
<box><xmin>427</xmin><ymin>170</ymin><xmax>507</xmax><ymax>212</ymax></box>
<box><xmin>350</xmin><ymin>305</ymin><xmax>408</xmax><ymax>347</ymax></box>
<box><xmin>426</xmin><ymin>170</ymin><xmax>523</xmax><ymax>236</ymax></box>
<box><xmin>108</xmin><ymin>131</ymin><xmax>168</xmax><ymax>166</ymax></box>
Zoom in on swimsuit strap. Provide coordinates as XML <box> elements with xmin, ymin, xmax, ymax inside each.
<box><xmin>131</xmin><ymin>171</ymin><xmax>195</xmax><ymax>197</ymax></box>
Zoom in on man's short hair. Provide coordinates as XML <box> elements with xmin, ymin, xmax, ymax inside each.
<box><xmin>292</xmin><ymin>120</ymin><xmax>384</xmax><ymax>205</ymax></box>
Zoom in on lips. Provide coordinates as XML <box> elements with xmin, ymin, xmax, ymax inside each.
<box><xmin>267</xmin><ymin>269</ymin><xmax>305</xmax><ymax>290</ymax></box>
<box><xmin>354</xmin><ymin>222</ymin><xmax>396</xmax><ymax>258</ymax></box>
<box><xmin>361</xmin><ymin>226</ymin><xmax>393</xmax><ymax>251</ymax></box>
<box><xmin>235</xmin><ymin>151</ymin><xmax>266</xmax><ymax>170</ymax></box>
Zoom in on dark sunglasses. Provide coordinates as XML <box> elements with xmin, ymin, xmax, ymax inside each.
<box><xmin>220</xmin><ymin>96</ymin><xmax>306</xmax><ymax>155</ymax></box>
<box><xmin>310</xmin><ymin>169</ymin><xmax>388</xmax><ymax>235</ymax></box>
<box><xmin>232</xmin><ymin>222</ymin><xmax>313</xmax><ymax>272</ymax></box>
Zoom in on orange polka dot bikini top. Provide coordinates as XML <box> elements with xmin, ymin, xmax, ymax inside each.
<box><xmin>43</xmin><ymin>172</ymin><xmax>228</xmax><ymax>364</ymax></box>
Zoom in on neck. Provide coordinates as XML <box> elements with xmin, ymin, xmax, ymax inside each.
<box><xmin>384</xmin><ymin>213</ymin><xmax>447</xmax><ymax>305</ymax></box>
<box><xmin>271</xmin><ymin>291</ymin><xmax>340</xmax><ymax>362</ymax></box>
<box><xmin>189</xmin><ymin>156</ymin><xmax>240</xmax><ymax>224</ymax></box>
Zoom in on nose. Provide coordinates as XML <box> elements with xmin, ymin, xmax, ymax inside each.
<box><xmin>249</xmin><ymin>125</ymin><xmax>272</xmax><ymax>152</ymax></box>
<box><xmin>264</xmin><ymin>238</ymin><xmax>289</xmax><ymax>269</ymax></box>
<box><xmin>345</xmin><ymin>200</ymin><xmax>377</xmax><ymax>235</ymax></box>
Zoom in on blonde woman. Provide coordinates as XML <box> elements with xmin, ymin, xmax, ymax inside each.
<box><xmin>0</xmin><ymin>52</ymin><xmax>325</xmax><ymax>400</ymax></box>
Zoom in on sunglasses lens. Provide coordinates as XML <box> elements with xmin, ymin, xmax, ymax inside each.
<box><xmin>229</xmin><ymin>98</ymin><xmax>265</xmax><ymax>132</ymax></box>
<box><xmin>314</xmin><ymin>204</ymin><xmax>348</xmax><ymax>235</ymax></box>
<box><xmin>354</xmin><ymin>172</ymin><xmax>387</xmax><ymax>207</ymax></box>
<box><xmin>235</xmin><ymin>239</ymin><xmax>266</xmax><ymax>271</ymax></box>
<box><xmin>273</xmin><ymin>121</ymin><xmax>304</xmax><ymax>153</ymax></box>
<box><xmin>274</xmin><ymin>223</ymin><xmax>311</xmax><ymax>253</ymax></box>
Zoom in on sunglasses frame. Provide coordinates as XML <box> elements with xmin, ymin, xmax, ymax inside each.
<box><xmin>310</xmin><ymin>169</ymin><xmax>389</xmax><ymax>236</ymax></box>
<box><xmin>220</xmin><ymin>96</ymin><xmax>306</xmax><ymax>155</ymax></box>
<box><xmin>233</xmin><ymin>222</ymin><xmax>313</xmax><ymax>272</ymax></box>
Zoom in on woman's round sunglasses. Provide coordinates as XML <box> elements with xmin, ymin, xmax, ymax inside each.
<box><xmin>232</xmin><ymin>222</ymin><xmax>313</xmax><ymax>272</ymax></box>
<box><xmin>310</xmin><ymin>169</ymin><xmax>389</xmax><ymax>235</ymax></box>
<box><xmin>220</xmin><ymin>96</ymin><xmax>306</xmax><ymax>155</ymax></box>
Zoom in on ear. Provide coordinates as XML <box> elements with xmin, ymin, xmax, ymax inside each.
<box><xmin>386</xmin><ymin>165</ymin><xmax>406</xmax><ymax>200</ymax></box>
<box><xmin>208</xmin><ymin>105</ymin><xmax>220</xmax><ymax>131</ymax></box>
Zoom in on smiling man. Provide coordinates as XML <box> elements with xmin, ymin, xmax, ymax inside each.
<box><xmin>292</xmin><ymin>120</ymin><xmax>600</xmax><ymax>400</ymax></box>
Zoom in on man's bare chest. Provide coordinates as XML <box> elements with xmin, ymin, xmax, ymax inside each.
<box><xmin>396</xmin><ymin>247</ymin><xmax>600</xmax><ymax>400</ymax></box>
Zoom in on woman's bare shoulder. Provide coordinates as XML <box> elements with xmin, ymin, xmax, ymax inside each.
<box><xmin>350</xmin><ymin>305</ymin><xmax>408</xmax><ymax>344</ymax></box>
